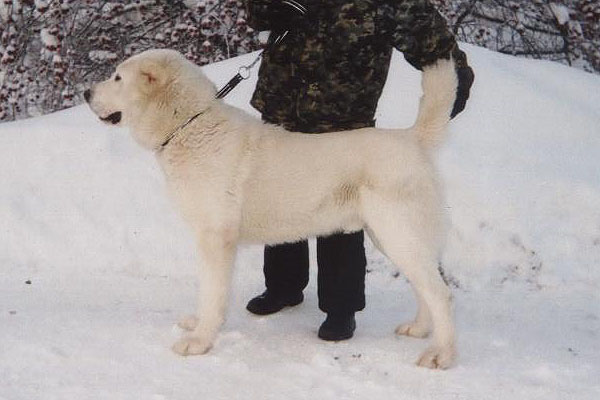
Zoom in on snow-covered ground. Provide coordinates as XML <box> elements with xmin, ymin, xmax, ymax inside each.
<box><xmin>1</xmin><ymin>44</ymin><xmax>599</xmax><ymax>399</ymax></box>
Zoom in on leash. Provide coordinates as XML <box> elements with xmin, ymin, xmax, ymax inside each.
<box><xmin>215</xmin><ymin>0</ymin><xmax>308</xmax><ymax>98</ymax></box>
<box><xmin>215</xmin><ymin>30</ymin><xmax>289</xmax><ymax>99</ymax></box>
<box><xmin>215</xmin><ymin>51</ymin><xmax>263</xmax><ymax>99</ymax></box>
<box><xmin>215</xmin><ymin>0</ymin><xmax>306</xmax><ymax>99</ymax></box>
<box><xmin>157</xmin><ymin>30</ymin><xmax>293</xmax><ymax>152</ymax></box>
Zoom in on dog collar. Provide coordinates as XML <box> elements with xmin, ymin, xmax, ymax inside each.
<box><xmin>157</xmin><ymin>108</ymin><xmax>209</xmax><ymax>152</ymax></box>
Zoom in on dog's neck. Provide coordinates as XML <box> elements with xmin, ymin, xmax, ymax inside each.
<box><xmin>155</xmin><ymin>107</ymin><xmax>211</xmax><ymax>152</ymax></box>
<box><xmin>130</xmin><ymin>70</ymin><xmax>219</xmax><ymax>152</ymax></box>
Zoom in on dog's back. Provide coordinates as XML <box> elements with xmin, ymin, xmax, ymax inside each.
<box><xmin>237</xmin><ymin>58</ymin><xmax>457</xmax><ymax>244</ymax></box>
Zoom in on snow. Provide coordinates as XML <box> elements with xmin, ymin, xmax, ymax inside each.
<box><xmin>40</xmin><ymin>28</ymin><xmax>59</xmax><ymax>49</ymax></box>
<box><xmin>1</xmin><ymin>44</ymin><xmax>600</xmax><ymax>399</ymax></box>
<box><xmin>550</xmin><ymin>3</ymin><xmax>571</xmax><ymax>25</ymax></box>
<box><xmin>88</xmin><ymin>50</ymin><xmax>118</xmax><ymax>63</ymax></box>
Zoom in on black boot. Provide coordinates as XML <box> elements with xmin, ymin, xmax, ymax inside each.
<box><xmin>318</xmin><ymin>312</ymin><xmax>356</xmax><ymax>341</ymax></box>
<box><xmin>246</xmin><ymin>290</ymin><xmax>304</xmax><ymax>316</ymax></box>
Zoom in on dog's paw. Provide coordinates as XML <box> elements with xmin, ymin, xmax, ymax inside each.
<box><xmin>172</xmin><ymin>336</ymin><xmax>213</xmax><ymax>356</ymax></box>
<box><xmin>177</xmin><ymin>315</ymin><xmax>199</xmax><ymax>331</ymax></box>
<box><xmin>416</xmin><ymin>345</ymin><xmax>456</xmax><ymax>370</ymax></box>
<box><xmin>395</xmin><ymin>322</ymin><xmax>430</xmax><ymax>338</ymax></box>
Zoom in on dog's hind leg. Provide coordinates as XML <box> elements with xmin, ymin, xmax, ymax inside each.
<box><xmin>172</xmin><ymin>227</ymin><xmax>237</xmax><ymax>356</ymax></box>
<box><xmin>361</xmin><ymin>191</ymin><xmax>455</xmax><ymax>369</ymax></box>
<box><xmin>365</xmin><ymin>226</ymin><xmax>431</xmax><ymax>338</ymax></box>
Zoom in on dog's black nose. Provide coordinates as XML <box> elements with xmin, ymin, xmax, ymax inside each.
<box><xmin>84</xmin><ymin>89</ymin><xmax>91</xmax><ymax>103</ymax></box>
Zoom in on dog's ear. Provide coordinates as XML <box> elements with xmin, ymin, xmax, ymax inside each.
<box><xmin>137</xmin><ymin>59</ymin><xmax>167</xmax><ymax>93</ymax></box>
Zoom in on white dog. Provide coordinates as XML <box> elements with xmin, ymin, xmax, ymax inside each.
<box><xmin>86</xmin><ymin>48</ymin><xmax>458</xmax><ymax>369</ymax></box>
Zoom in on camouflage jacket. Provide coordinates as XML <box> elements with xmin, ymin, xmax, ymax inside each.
<box><xmin>246</xmin><ymin>0</ymin><xmax>468</xmax><ymax>133</ymax></box>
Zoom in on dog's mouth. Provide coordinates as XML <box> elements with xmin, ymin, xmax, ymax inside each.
<box><xmin>100</xmin><ymin>111</ymin><xmax>122</xmax><ymax>125</ymax></box>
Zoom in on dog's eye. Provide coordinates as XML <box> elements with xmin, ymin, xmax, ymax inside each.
<box><xmin>115</xmin><ymin>74</ymin><xmax>121</xmax><ymax>81</ymax></box>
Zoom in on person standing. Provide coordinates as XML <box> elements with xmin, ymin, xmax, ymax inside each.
<box><xmin>244</xmin><ymin>0</ymin><xmax>474</xmax><ymax>341</ymax></box>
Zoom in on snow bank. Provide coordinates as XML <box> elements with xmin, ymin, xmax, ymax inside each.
<box><xmin>1</xmin><ymin>44</ymin><xmax>599</xmax><ymax>399</ymax></box>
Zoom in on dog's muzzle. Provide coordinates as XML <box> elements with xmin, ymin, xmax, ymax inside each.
<box><xmin>84</xmin><ymin>88</ymin><xmax>121</xmax><ymax>124</ymax></box>
<box><xmin>100</xmin><ymin>111</ymin><xmax>122</xmax><ymax>125</ymax></box>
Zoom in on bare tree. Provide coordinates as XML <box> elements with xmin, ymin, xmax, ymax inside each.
<box><xmin>432</xmin><ymin>0</ymin><xmax>600</xmax><ymax>72</ymax></box>
<box><xmin>0</xmin><ymin>0</ymin><xmax>258</xmax><ymax>121</ymax></box>
<box><xmin>1</xmin><ymin>0</ymin><xmax>598</xmax><ymax>122</ymax></box>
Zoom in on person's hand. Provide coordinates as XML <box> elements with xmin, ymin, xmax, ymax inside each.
<box><xmin>450</xmin><ymin>65</ymin><xmax>474</xmax><ymax>119</ymax></box>
<box><xmin>267</xmin><ymin>0</ymin><xmax>309</xmax><ymax>33</ymax></box>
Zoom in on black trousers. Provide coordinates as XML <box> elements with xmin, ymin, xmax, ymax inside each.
<box><xmin>264</xmin><ymin>230</ymin><xmax>367</xmax><ymax>314</ymax></box>
<box><xmin>260</xmin><ymin>116</ymin><xmax>372</xmax><ymax>315</ymax></box>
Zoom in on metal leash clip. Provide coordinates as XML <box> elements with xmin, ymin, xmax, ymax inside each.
<box><xmin>215</xmin><ymin>68</ymin><xmax>249</xmax><ymax>100</ymax></box>
<box><xmin>215</xmin><ymin>30</ymin><xmax>289</xmax><ymax>100</ymax></box>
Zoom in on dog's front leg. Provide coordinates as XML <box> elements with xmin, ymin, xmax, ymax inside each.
<box><xmin>172</xmin><ymin>228</ymin><xmax>236</xmax><ymax>356</ymax></box>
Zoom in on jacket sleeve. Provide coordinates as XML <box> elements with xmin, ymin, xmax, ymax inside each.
<box><xmin>245</xmin><ymin>0</ymin><xmax>274</xmax><ymax>31</ymax></box>
<box><xmin>377</xmin><ymin>0</ymin><xmax>460</xmax><ymax>70</ymax></box>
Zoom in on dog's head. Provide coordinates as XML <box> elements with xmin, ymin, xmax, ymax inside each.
<box><xmin>85</xmin><ymin>49</ymin><xmax>216</xmax><ymax>149</ymax></box>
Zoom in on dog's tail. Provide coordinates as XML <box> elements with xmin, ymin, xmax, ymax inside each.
<box><xmin>411</xmin><ymin>58</ymin><xmax>458</xmax><ymax>149</ymax></box>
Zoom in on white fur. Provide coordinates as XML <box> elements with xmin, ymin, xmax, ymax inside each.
<box><xmin>87</xmin><ymin>49</ymin><xmax>459</xmax><ymax>369</ymax></box>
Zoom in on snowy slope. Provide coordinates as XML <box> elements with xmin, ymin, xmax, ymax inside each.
<box><xmin>1</xmin><ymin>44</ymin><xmax>599</xmax><ymax>400</ymax></box>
